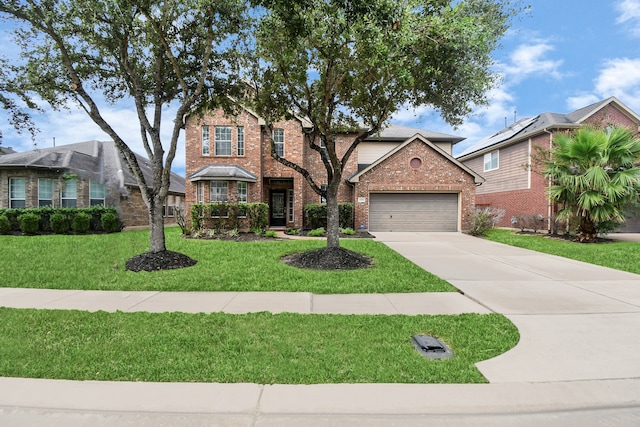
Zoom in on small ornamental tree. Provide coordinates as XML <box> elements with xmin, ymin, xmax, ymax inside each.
<box><xmin>250</xmin><ymin>0</ymin><xmax>522</xmax><ymax>254</ymax></box>
<box><xmin>544</xmin><ymin>127</ymin><xmax>640</xmax><ymax>241</ymax></box>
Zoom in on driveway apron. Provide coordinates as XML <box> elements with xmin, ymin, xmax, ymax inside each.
<box><xmin>373</xmin><ymin>232</ymin><xmax>640</xmax><ymax>383</ymax></box>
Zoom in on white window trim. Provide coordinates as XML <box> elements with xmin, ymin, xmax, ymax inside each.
<box><xmin>89</xmin><ymin>181</ymin><xmax>106</xmax><ymax>206</ymax></box>
<box><xmin>38</xmin><ymin>178</ymin><xmax>55</xmax><ymax>207</ymax></box>
<box><xmin>9</xmin><ymin>177</ymin><xmax>26</xmax><ymax>208</ymax></box>
<box><xmin>237</xmin><ymin>181</ymin><xmax>248</xmax><ymax>203</ymax></box>
<box><xmin>484</xmin><ymin>150</ymin><xmax>499</xmax><ymax>172</ymax></box>
<box><xmin>197</xmin><ymin>181</ymin><xmax>204</xmax><ymax>204</ymax></box>
<box><xmin>202</xmin><ymin>125</ymin><xmax>210</xmax><ymax>156</ymax></box>
<box><xmin>61</xmin><ymin>178</ymin><xmax>78</xmax><ymax>207</ymax></box>
<box><xmin>287</xmin><ymin>189</ymin><xmax>294</xmax><ymax>223</ymax></box>
<box><xmin>210</xmin><ymin>180</ymin><xmax>229</xmax><ymax>202</ymax></box>
<box><xmin>237</xmin><ymin>126</ymin><xmax>245</xmax><ymax>156</ymax></box>
<box><xmin>273</xmin><ymin>128</ymin><xmax>284</xmax><ymax>157</ymax></box>
<box><xmin>215</xmin><ymin>126</ymin><xmax>232</xmax><ymax>156</ymax></box>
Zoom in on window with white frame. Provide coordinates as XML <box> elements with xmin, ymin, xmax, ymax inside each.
<box><xmin>90</xmin><ymin>181</ymin><xmax>106</xmax><ymax>206</ymax></box>
<box><xmin>237</xmin><ymin>126</ymin><xmax>245</xmax><ymax>156</ymax></box>
<box><xmin>210</xmin><ymin>181</ymin><xmax>228</xmax><ymax>202</ymax></box>
<box><xmin>197</xmin><ymin>181</ymin><xmax>204</xmax><ymax>203</ymax></box>
<box><xmin>202</xmin><ymin>125</ymin><xmax>210</xmax><ymax>156</ymax></box>
<box><xmin>273</xmin><ymin>128</ymin><xmax>284</xmax><ymax>157</ymax></box>
<box><xmin>237</xmin><ymin>181</ymin><xmax>247</xmax><ymax>203</ymax></box>
<box><xmin>484</xmin><ymin>150</ymin><xmax>499</xmax><ymax>171</ymax></box>
<box><xmin>288</xmin><ymin>189</ymin><xmax>294</xmax><ymax>222</ymax></box>
<box><xmin>215</xmin><ymin>126</ymin><xmax>232</xmax><ymax>156</ymax></box>
<box><xmin>38</xmin><ymin>178</ymin><xmax>55</xmax><ymax>207</ymax></box>
<box><xmin>61</xmin><ymin>178</ymin><xmax>77</xmax><ymax>207</ymax></box>
<box><xmin>163</xmin><ymin>195</ymin><xmax>175</xmax><ymax>217</ymax></box>
<box><xmin>9</xmin><ymin>177</ymin><xmax>26</xmax><ymax>208</ymax></box>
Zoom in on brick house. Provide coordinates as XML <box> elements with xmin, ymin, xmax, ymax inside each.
<box><xmin>0</xmin><ymin>140</ymin><xmax>186</xmax><ymax>228</ymax></box>
<box><xmin>456</xmin><ymin>97</ymin><xmax>640</xmax><ymax>232</ymax></box>
<box><xmin>185</xmin><ymin>108</ymin><xmax>482</xmax><ymax>232</ymax></box>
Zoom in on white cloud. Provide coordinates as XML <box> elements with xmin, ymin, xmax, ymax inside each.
<box><xmin>616</xmin><ymin>0</ymin><xmax>640</xmax><ymax>37</ymax></box>
<box><xmin>566</xmin><ymin>93</ymin><xmax>600</xmax><ymax>110</ymax></box>
<box><xmin>500</xmin><ymin>42</ymin><xmax>563</xmax><ymax>83</ymax></box>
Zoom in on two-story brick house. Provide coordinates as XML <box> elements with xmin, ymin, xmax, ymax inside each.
<box><xmin>185</xmin><ymin>107</ymin><xmax>483</xmax><ymax>232</ymax></box>
<box><xmin>457</xmin><ymin>97</ymin><xmax>640</xmax><ymax>232</ymax></box>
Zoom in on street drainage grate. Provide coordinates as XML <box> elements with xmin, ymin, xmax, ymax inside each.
<box><xmin>411</xmin><ymin>335</ymin><xmax>453</xmax><ymax>359</ymax></box>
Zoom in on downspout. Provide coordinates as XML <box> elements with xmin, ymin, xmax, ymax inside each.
<box><xmin>543</xmin><ymin>128</ymin><xmax>554</xmax><ymax>233</ymax></box>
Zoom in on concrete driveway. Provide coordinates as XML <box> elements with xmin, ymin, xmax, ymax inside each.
<box><xmin>373</xmin><ymin>232</ymin><xmax>640</xmax><ymax>383</ymax></box>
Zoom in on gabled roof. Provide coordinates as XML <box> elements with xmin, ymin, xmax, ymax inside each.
<box><xmin>365</xmin><ymin>124</ymin><xmax>465</xmax><ymax>144</ymax></box>
<box><xmin>0</xmin><ymin>140</ymin><xmax>185</xmax><ymax>195</ymax></box>
<box><xmin>348</xmin><ymin>133</ymin><xmax>483</xmax><ymax>184</ymax></box>
<box><xmin>456</xmin><ymin>96</ymin><xmax>640</xmax><ymax>160</ymax></box>
<box><xmin>188</xmin><ymin>164</ymin><xmax>258</xmax><ymax>182</ymax></box>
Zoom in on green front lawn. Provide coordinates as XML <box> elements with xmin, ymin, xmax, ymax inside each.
<box><xmin>485</xmin><ymin>229</ymin><xmax>640</xmax><ymax>274</ymax></box>
<box><xmin>0</xmin><ymin>308</ymin><xmax>518</xmax><ymax>384</ymax></box>
<box><xmin>0</xmin><ymin>228</ymin><xmax>453</xmax><ymax>293</ymax></box>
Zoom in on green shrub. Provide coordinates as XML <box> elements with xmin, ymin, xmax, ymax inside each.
<box><xmin>18</xmin><ymin>212</ymin><xmax>40</xmax><ymax>235</ymax></box>
<box><xmin>307</xmin><ymin>227</ymin><xmax>325</xmax><ymax>237</ymax></box>
<box><xmin>72</xmin><ymin>212</ymin><xmax>91</xmax><ymax>234</ymax></box>
<box><xmin>304</xmin><ymin>203</ymin><xmax>354</xmax><ymax>229</ymax></box>
<box><xmin>263</xmin><ymin>230</ymin><xmax>277</xmax><ymax>238</ymax></box>
<box><xmin>0</xmin><ymin>215</ymin><xmax>11</xmax><ymax>235</ymax></box>
<box><xmin>101</xmin><ymin>212</ymin><xmax>122</xmax><ymax>233</ymax></box>
<box><xmin>468</xmin><ymin>207</ymin><xmax>505</xmax><ymax>237</ymax></box>
<box><xmin>50</xmin><ymin>212</ymin><xmax>70</xmax><ymax>234</ymax></box>
<box><xmin>340</xmin><ymin>227</ymin><xmax>355</xmax><ymax>235</ymax></box>
<box><xmin>285</xmin><ymin>228</ymin><xmax>300</xmax><ymax>235</ymax></box>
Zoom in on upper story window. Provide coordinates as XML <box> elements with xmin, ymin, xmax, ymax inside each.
<box><xmin>237</xmin><ymin>181</ymin><xmax>248</xmax><ymax>203</ymax></box>
<box><xmin>202</xmin><ymin>125</ymin><xmax>210</xmax><ymax>156</ymax></box>
<box><xmin>273</xmin><ymin>128</ymin><xmax>284</xmax><ymax>157</ymax></box>
<box><xmin>9</xmin><ymin>177</ymin><xmax>26</xmax><ymax>208</ymax></box>
<box><xmin>61</xmin><ymin>178</ymin><xmax>77</xmax><ymax>207</ymax></box>
<box><xmin>215</xmin><ymin>126</ymin><xmax>232</xmax><ymax>156</ymax></box>
<box><xmin>237</xmin><ymin>126</ymin><xmax>245</xmax><ymax>156</ymax></box>
<box><xmin>210</xmin><ymin>181</ymin><xmax>228</xmax><ymax>202</ymax></box>
<box><xmin>38</xmin><ymin>178</ymin><xmax>55</xmax><ymax>207</ymax></box>
<box><xmin>484</xmin><ymin>150</ymin><xmax>499</xmax><ymax>172</ymax></box>
<box><xmin>90</xmin><ymin>181</ymin><xmax>106</xmax><ymax>206</ymax></box>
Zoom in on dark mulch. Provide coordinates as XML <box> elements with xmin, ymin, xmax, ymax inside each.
<box><xmin>125</xmin><ymin>250</ymin><xmax>197</xmax><ymax>272</ymax></box>
<box><xmin>282</xmin><ymin>246</ymin><xmax>373</xmax><ymax>270</ymax></box>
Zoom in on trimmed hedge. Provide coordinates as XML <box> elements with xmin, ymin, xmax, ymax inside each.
<box><xmin>0</xmin><ymin>206</ymin><xmax>122</xmax><ymax>235</ymax></box>
<box><xmin>304</xmin><ymin>203</ymin><xmax>354</xmax><ymax>230</ymax></box>
<box><xmin>190</xmin><ymin>202</ymin><xmax>269</xmax><ymax>233</ymax></box>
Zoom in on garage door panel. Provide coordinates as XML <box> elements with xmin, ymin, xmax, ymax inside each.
<box><xmin>369</xmin><ymin>193</ymin><xmax>458</xmax><ymax>232</ymax></box>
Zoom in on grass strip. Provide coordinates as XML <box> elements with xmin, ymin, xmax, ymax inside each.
<box><xmin>0</xmin><ymin>228</ymin><xmax>453</xmax><ymax>293</ymax></box>
<box><xmin>0</xmin><ymin>308</ymin><xmax>518</xmax><ymax>384</ymax></box>
<box><xmin>485</xmin><ymin>229</ymin><xmax>640</xmax><ymax>275</ymax></box>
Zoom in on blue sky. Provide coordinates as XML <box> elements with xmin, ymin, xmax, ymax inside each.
<box><xmin>2</xmin><ymin>0</ymin><xmax>640</xmax><ymax>176</ymax></box>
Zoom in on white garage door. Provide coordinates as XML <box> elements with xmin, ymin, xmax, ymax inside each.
<box><xmin>369</xmin><ymin>193</ymin><xmax>458</xmax><ymax>232</ymax></box>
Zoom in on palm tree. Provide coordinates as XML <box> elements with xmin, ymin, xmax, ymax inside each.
<box><xmin>544</xmin><ymin>126</ymin><xmax>640</xmax><ymax>241</ymax></box>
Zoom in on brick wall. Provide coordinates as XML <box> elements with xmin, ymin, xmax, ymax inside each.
<box><xmin>352</xmin><ymin>138</ymin><xmax>477</xmax><ymax>231</ymax></box>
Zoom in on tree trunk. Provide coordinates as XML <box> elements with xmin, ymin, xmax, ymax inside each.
<box><xmin>578</xmin><ymin>216</ymin><xmax>597</xmax><ymax>242</ymax></box>
<box><xmin>149</xmin><ymin>194</ymin><xmax>167</xmax><ymax>253</ymax></box>
<box><xmin>326</xmin><ymin>184</ymin><xmax>340</xmax><ymax>249</ymax></box>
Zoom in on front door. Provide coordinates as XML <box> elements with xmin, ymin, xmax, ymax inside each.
<box><xmin>270</xmin><ymin>190</ymin><xmax>286</xmax><ymax>226</ymax></box>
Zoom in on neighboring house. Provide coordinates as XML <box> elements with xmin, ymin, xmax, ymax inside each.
<box><xmin>0</xmin><ymin>140</ymin><xmax>186</xmax><ymax>228</ymax></box>
<box><xmin>0</xmin><ymin>146</ymin><xmax>17</xmax><ymax>155</ymax></box>
<box><xmin>457</xmin><ymin>96</ymin><xmax>640</xmax><ymax>232</ymax></box>
<box><xmin>185</xmin><ymin>108</ymin><xmax>482</xmax><ymax>232</ymax></box>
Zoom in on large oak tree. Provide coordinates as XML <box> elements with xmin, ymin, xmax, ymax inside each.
<box><xmin>250</xmin><ymin>0</ymin><xmax>523</xmax><ymax>249</ymax></box>
<box><xmin>0</xmin><ymin>0</ymin><xmax>247</xmax><ymax>264</ymax></box>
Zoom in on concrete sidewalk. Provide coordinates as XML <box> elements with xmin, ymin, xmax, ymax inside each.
<box><xmin>1</xmin><ymin>231</ymin><xmax>640</xmax><ymax>425</ymax></box>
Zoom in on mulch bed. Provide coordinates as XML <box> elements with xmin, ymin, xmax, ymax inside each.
<box><xmin>125</xmin><ymin>250</ymin><xmax>197</xmax><ymax>272</ymax></box>
<box><xmin>282</xmin><ymin>246</ymin><xmax>373</xmax><ymax>270</ymax></box>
